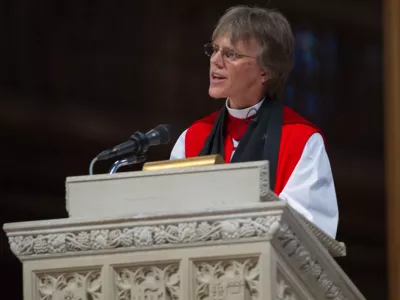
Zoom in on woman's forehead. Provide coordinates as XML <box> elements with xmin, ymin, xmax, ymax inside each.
<box><xmin>213</xmin><ymin>34</ymin><xmax>260</xmax><ymax>52</ymax></box>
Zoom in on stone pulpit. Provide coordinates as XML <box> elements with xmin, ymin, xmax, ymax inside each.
<box><xmin>3</xmin><ymin>160</ymin><xmax>366</xmax><ymax>300</ymax></box>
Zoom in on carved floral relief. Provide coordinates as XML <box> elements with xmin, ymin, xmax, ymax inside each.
<box><xmin>9</xmin><ymin>216</ymin><xmax>281</xmax><ymax>256</ymax></box>
<box><xmin>115</xmin><ymin>264</ymin><xmax>180</xmax><ymax>300</ymax></box>
<box><xmin>37</xmin><ymin>271</ymin><xmax>101</xmax><ymax>300</ymax></box>
<box><xmin>194</xmin><ymin>258</ymin><xmax>260</xmax><ymax>300</ymax></box>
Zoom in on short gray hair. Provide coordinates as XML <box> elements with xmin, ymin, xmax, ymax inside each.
<box><xmin>212</xmin><ymin>6</ymin><xmax>295</xmax><ymax>98</ymax></box>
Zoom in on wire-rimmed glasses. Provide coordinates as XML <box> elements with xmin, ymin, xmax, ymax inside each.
<box><xmin>204</xmin><ymin>42</ymin><xmax>257</xmax><ymax>61</ymax></box>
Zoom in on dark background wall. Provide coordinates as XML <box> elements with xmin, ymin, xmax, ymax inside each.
<box><xmin>0</xmin><ymin>0</ymin><xmax>385</xmax><ymax>298</ymax></box>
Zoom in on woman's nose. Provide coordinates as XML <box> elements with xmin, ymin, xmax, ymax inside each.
<box><xmin>210</xmin><ymin>50</ymin><xmax>224</xmax><ymax>67</ymax></box>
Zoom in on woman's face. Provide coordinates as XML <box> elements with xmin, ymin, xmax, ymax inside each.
<box><xmin>208</xmin><ymin>34</ymin><xmax>267</xmax><ymax>106</ymax></box>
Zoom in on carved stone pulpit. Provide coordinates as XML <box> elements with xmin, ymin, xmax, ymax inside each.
<box><xmin>3</xmin><ymin>161</ymin><xmax>366</xmax><ymax>300</ymax></box>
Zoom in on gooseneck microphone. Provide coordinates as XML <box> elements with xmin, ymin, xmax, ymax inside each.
<box><xmin>89</xmin><ymin>124</ymin><xmax>170</xmax><ymax>175</ymax></box>
<box><xmin>96</xmin><ymin>124</ymin><xmax>170</xmax><ymax>161</ymax></box>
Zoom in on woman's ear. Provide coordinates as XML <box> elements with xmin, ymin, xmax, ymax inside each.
<box><xmin>261</xmin><ymin>70</ymin><xmax>271</xmax><ymax>85</ymax></box>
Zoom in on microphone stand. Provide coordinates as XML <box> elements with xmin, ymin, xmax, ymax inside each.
<box><xmin>108</xmin><ymin>155</ymin><xmax>146</xmax><ymax>174</ymax></box>
<box><xmin>89</xmin><ymin>132</ymin><xmax>148</xmax><ymax>175</ymax></box>
<box><xmin>88</xmin><ymin>124</ymin><xmax>170</xmax><ymax>175</ymax></box>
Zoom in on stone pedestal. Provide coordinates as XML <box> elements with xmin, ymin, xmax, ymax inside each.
<box><xmin>3</xmin><ymin>161</ymin><xmax>365</xmax><ymax>300</ymax></box>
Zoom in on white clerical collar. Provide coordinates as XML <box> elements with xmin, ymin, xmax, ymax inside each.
<box><xmin>226</xmin><ymin>98</ymin><xmax>265</xmax><ymax>119</ymax></box>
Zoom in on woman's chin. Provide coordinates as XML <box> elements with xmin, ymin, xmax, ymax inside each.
<box><xmin>208</xmin><ymin>87</ymin><xmax>228</xmax><ymax>99</ymax></box>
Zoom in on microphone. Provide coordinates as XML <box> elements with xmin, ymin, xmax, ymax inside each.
<box><xmin>96</xmin><ymin>124</ymin><xmax>170</xmax><ymax>161</ymax></box>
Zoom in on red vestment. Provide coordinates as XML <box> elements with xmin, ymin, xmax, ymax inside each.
<box><xmin>185</xmin><ymin>106</ymin><xmax>323</xmax><ymax>195</ymax></box>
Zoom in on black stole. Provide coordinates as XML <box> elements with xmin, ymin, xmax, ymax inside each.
<box><xmin>198</xmin><ymin>99</ymin><xmax>284</xmax><ymax>191</ymax></box>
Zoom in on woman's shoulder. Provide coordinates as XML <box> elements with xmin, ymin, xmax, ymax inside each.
<box><xmin>283</xmin><ymin>106</ymin><xmax>322</xmax><ymax>131</ymax></box>
<box><xmin>282</xmin><ymin>106</ymin><xmax>325</xmax><ymax>142</ymax></box>
<box><xmin>192</xmin><ymin>110</ymin><xmax>221</xmax><ymax>125</ymax></box>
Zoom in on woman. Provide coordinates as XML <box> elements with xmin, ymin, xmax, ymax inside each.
<box><xmin>170</xmin><ymin>6</ymin><xmax>338</xmax><ymax>238</ymax></box>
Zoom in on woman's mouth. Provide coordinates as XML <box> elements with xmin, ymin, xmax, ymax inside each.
<box><xmin>211</xmin><ymin>72</ymin><xmax>227</xmax><ymax>83</ymax></box>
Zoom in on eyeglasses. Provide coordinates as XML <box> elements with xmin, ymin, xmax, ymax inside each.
<box><xmin>204</xmin><ymin>42</ymin><xmax>257</xmax><ymax>61</ymax></box>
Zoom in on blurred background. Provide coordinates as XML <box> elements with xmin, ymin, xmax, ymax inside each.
<box><xmin>0</xmin><ymin>0</ymin><xmax>385</xmax><ymax>298</ymax></box>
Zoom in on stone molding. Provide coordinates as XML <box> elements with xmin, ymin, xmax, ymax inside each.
<box><xmin>4</xmin><ymin>203</ymin><xmax>344</xmax><ymax>259</ymax></box>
